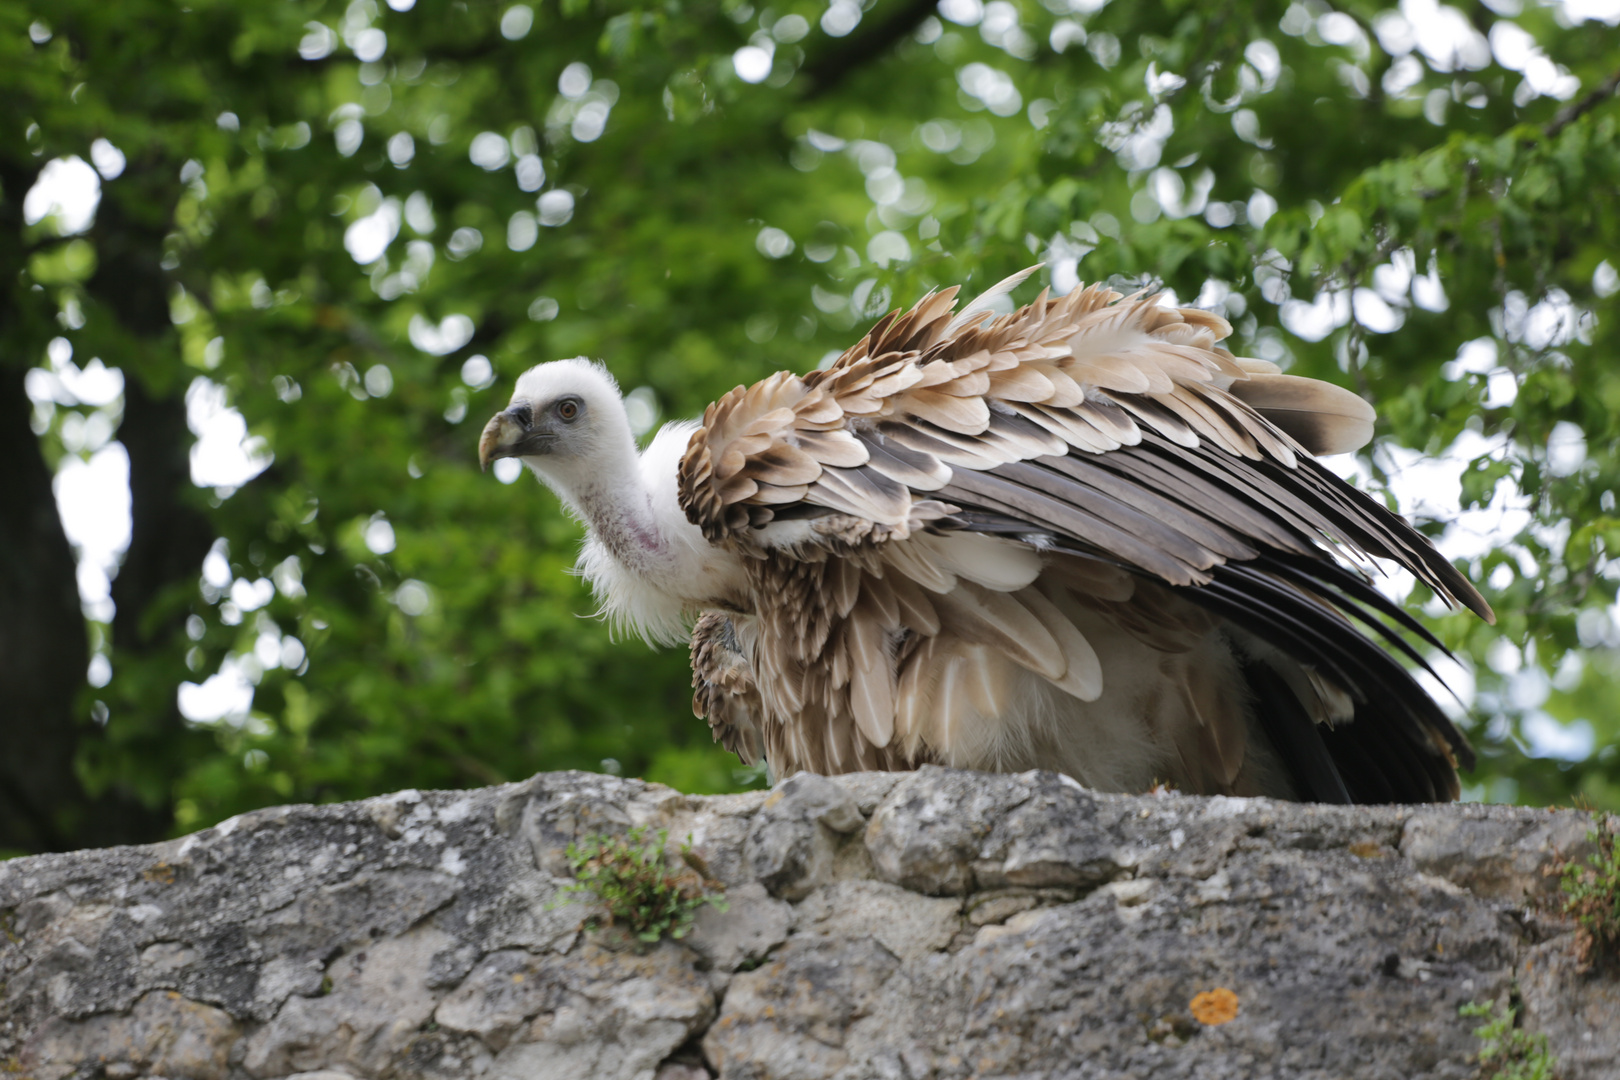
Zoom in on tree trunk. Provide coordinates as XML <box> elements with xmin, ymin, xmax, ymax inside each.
<box><xmin>92</xmin><ymin>162</ymin><xmax>216</xmax><ymax>657</ymax></box>
<box><xmin>85</xmin><ymin>161</ymin><xmax>218</xmax><ymax>844</ymax></box>
<box><xmin>0</xmin><ymin>363</ymin><xmax>89</xmax><ymax>854</ymax></box>
<box><xmin>0</xmin><ymin>151</ymin><xmax>212</xmax><ymax>853</ymax></box>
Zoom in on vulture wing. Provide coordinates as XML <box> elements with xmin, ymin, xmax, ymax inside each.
<box><xmin>677</xmin><ymin>273</ymin><xmax>1491</xmax><ymax>802</ymax></box>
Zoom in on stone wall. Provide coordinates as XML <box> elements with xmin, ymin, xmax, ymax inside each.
<box><xmin>2</xmin><ymin>767</ymin><xmax>1616</xmax><ymax>1080</ymax></box>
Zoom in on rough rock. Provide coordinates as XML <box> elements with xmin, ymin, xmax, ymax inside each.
<box><xmin>687</xmin><ymin>883</ymin><xmax>791</xmax><ymax>973</ymax></box>
<box><xmin>1</xmin><ymin>766</ymin><xmax>1614</xmax><ymax>1080</ymax></box>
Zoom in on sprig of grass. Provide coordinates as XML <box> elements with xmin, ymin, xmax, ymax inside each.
<box><xmin>1557</xmin><ymin>819</ymin><xmax>1620</xmax><ymax>972</ymax></box>
<box><xmin>1459</xmin><ymin>999</ymin><xmax>1558</xmax><ymax>1080</ymax></box>
<box><xmin>562</xmin><ymin>826</ymin><xmax>727</xmax><ymax>943</ymax></box>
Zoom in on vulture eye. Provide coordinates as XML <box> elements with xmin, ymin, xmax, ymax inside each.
<box><xmin>557</xmin><ymin>398</ymin><xmax>581</xmax><ymax>422</ymax></box>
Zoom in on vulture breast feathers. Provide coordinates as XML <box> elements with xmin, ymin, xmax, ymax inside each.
<box><xmin>482</xmin><ymin>269</ymin><xmax>1493</xmax><ymax>804</ymax></box>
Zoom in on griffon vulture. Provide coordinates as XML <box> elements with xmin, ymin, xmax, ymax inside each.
<box><xmin>480</xmin><ymin>270</ymin><xmax>1492</xmax><ymax>803</ymax></box>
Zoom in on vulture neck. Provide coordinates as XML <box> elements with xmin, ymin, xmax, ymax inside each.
<box><xmin>577</xmin><ymin>478</ymin><xmax>669</xmax><ymax>570</ymax></box>
<box><xmin>544</xmin><ymin>429</ymin><xmax>674</xmax><ymax>575</ymax></box>
<box><xmin>532</xmin><ymin>412</ymin><xmax>747</xmax><ymax>645</ymax></box>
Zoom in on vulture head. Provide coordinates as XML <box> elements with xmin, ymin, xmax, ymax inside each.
<box><xmin>478</xmin><ymin>358</ymin><xmax>639</xmax><ymax>515</ymax></box>
<box><xmin>478</xmin><ymin>357</ymin><xmax>740</xmax><ymax>644</ymax></box>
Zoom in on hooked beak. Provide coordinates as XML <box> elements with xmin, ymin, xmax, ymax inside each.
<box><xmin>478</xmin><ymin>407</ymin><xmax>552</xmax><ymax>471</ymax></box>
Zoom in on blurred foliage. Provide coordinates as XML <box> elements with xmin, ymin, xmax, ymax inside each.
<box><xmin>3</xmin><ymin>0</ymin><xmax>1619</xmax><ymax>846</ymax></box>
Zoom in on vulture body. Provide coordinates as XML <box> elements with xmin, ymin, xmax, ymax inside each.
<box><xmin>481</xmin><ymin>271</ymin><xmax>1492</xmax><ymax>803</ymax></box>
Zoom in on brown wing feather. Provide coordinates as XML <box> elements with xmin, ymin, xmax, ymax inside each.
<box><xmin>676</xmin><ymin>269</ymin><xmax>1491</xmax><ymax>795</ymax></box>
<box><xmin>690</xmin><ymin>613</ymin><xmax>765</xmax><ymax>765</ymax></box>
<box><xmin>1228</xmin><ymin>372</ymin><xmax>1376</xmax><ymax>455</ymax></box>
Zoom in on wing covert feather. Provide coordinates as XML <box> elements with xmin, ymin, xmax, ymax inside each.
<box><xmin>676</xmin><ymin>270</ymin><xmax>1490</xmax><ymax>801</ymax></box>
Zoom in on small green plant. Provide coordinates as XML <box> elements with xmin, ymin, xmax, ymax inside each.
<box><xmin>1557</xmin><ymin>819</ymin><xmax>1620</xmax><ymax>972</ymax></box>
<box><xmin>562</xmin><ymin>826</ymin><xmax>727</xmax><ymax>943</ymax></box>
<box><xmin>1459</xmin><ymin>999</ymin><xmax>1558</xmax><ymax>1080</ymax></box>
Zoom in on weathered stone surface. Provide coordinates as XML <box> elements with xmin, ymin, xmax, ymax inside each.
<box><xmin>687</xmin><ymin>882</ymin><xmax>792</xmax><ymax>973</ymax></box>
<box><xmin>1516</xmin><ymin>937</ymin><xmax>1620</xmax><ymax>1079</ymax></box>
<box><xmin>793</xmin><ymin>880</ymin><xmax>961</xmax><ymax>960</ymax></box>
<box><xmin>479</xmin><ymin>940</ymin><xmax>714</xmax><ymax>1080</ymax></box>
<box><xmin>864</xmin><ymin>768</ymin><xmax>1031</xmax><ymax>895</ymax></box>
<box><xmin>1400</xmin><ymin>807</ymin><xmax>1595</xmax><ymax>902</ymax></box>
<box><xmin>23</xmin><ymin>990</ymin><xmax>237</xmax><ymax>1080</ymax></box>
<box><xmin>704</xmin><ymin>936</ymin><xmax>902</xmax><ymax>1079</ymax></box>
<box><xmin>0</xmin><ymin>766</ymin><xmax>1614</xmax><ymax>1080</ymax></box>
<box><xmin>242</xmin><ymin>926</ymin><xmax>455</xmax><ymax>1077</ymax></box>
<box><xmin>745</xmin><ymin>772</ymin><xmax>867</xmax><ymax>900</ymax></box>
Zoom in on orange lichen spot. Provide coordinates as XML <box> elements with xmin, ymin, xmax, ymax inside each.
<box><xmin>1190</xmin><ymin>987</ymin><xmax>1240</xmax><ymax>1026</ymax></box>
<box><xmin>142</xmin><ymin>861</ymin><xmax>176</xmax><ymax>885</ymax></box>
<box><xmin>1348</xmin><ymin>840</ymin><xmax>1385</xmax><ymax>858</ymax></box>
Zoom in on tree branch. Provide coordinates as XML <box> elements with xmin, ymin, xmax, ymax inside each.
<box><xmin>1546</xmin><ymin>66</ymin><xmax>1620</xmax><ymax>138</ymax></box>
<box><xmin>799</xmin><ymin>0</ymin><xmax>942</xmax><ymax>100</ymax></box>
